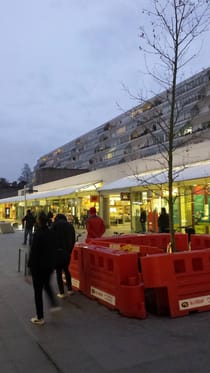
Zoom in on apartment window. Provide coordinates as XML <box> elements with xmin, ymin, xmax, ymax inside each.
<box><xmin>116</xmin><ymin>126</ymin><xmax>126</xmax><ymax>135</ymax></box>
<box><xmin>105</xmin><ymin>152</ymin><xmax>114</xmax><ymax>160</ymax></box>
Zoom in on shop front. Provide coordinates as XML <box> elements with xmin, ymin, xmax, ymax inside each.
<box><xmin>193</xmin><ymin>184</ymin><xmax>210</xmax><ymax>234</ymax></box>
<box><xmin>109</xmin><ymin>192</ymin><xmax>131</xmax><ymax>229</ymax></box>
<box><xmin>99</xmin><ymin>190</ymin><xmax>131</xmax><ymax>232</ymax></box>
<box><xmin>101</xmin><ymin>179</ymin><xmax>194</xmax><ymax>234</ymax></box>
<box><xmin>131</xmin><ymin>184</ymin><xmax>188</xmax><ymax>233</ymax></box>
<box><xmin>1</xmin><ymin>165</ymin><xmax>210</xmax><ymax>235</ymax></box>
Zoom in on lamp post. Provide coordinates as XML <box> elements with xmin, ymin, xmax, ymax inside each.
<box><xmin>23</xmin><ymin>185</ymin><xmax>38</xmax><ymax>215</ymax></box>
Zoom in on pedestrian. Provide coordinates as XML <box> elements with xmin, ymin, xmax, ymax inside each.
<box><xmin>47</xmin><ymin>210</ymin><xmax>54</xmax><ymax>227</ymax></box>
<box><xmin>158</xmin><ymin>207</ymin><xmax>170</xmax><ymax>233</ymax></box>
<box><xmin>86</xmin><ymin>207</ymin><xmax>106</xmax><ymax>242</ymax></box>
<box><xmin>22</xmin><ymin>209</ymin><xmax>36</xmax><ymax>246</ymax></box>
<box><xmin>28</xmin><ymin>211</ymin><xmax>61</xmax><ymax>325</ymax></box>
<box><xmin>140</xmin><ymin>207</ymin><xmax>147</xmax><ymax>233</ymax></box>
<box><xmin>51</xmin><ymin>214</ymin><xmax>76</xmax><ymax>298</ymax></box>
<box><xmin>81</xmin><ymin>213</ymin><xmax>87</xmax><ymax>229</ymax></box>
<box><xmin>73</xmin><ymin>215</ymin><xmax>80</xmax><ymax>229</ymax></box>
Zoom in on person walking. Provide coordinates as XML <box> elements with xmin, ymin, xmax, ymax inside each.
<box><xmin>51</xmin><ymin>214</ymin><xmax>76</xmax><ymax>298</ymax></box>
<box><xmin>47</xmin><ymin>210</ymin><xmax>54</xmax><ymax>227</ymax></box>
<box><xmin>140</xmin><ymin>207</ymin><xmax>147</xmax><ymax>233</ymax></box>
<box><xmin>22</xmin><ymin>209</ymin><xmax>36</xmax><ymax>246</ymax></box>
<box><xmin>86</xmin><ymin>207</ymin><xmax>106</xmax><ymax>242</ymax></box>
<box><xmin>28</xmin><ymin>211</ymin><xmax>61</xmax><ymax>325</ymax></box>
<box><xmin>158</xmin><ymin>207</ymin><xmax>170</xmax><ymax>233</ymax></box>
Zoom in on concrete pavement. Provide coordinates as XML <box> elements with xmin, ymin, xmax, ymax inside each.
<box><xmin>1</xmin><ymin>230</ymin><xmax>210</xmax><ymax>372</ymax></box>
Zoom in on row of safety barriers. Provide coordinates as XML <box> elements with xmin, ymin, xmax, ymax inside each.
<box><xmin>89</xmin><ymin>232</ymin><xmax>189</xmax><ymax>251</ymax></box>
<box><xmin>70</xmin><ymin>243</ymin><xmax>146</xmax><ymax>319</ymax></box>
<box><xmin>69</xmin><ymin>233</ymin><xmax>210</xmax><ymax>319</ymax></box>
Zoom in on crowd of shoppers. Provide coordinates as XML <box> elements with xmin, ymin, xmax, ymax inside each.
<box><xmin>23</xmin><ymin>204</ymin><xmax>173</xmax><ymax>325</ymax></box>
<box><xmin>25</xmin><ymin>207</ymin><xmax>106</xmax><ymax>325</ymax></box>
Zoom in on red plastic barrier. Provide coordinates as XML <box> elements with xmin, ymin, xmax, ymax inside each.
<box><xmin>88</xmin><ymin>240</ymin><xmax>164</xmax><ymax>257</ymax></box>
<box><xmin>174</xmin><ymin>233</ymin><xmax>189</xmax><ymax>251</ymax></box>
<box><xmin>69</xmin><ymin>243</ymin><xmax>87</xmax><ymax>293</ymax></box>
<box><xmin>141</xmin><ymin>249</ymin><xmax>210</xmax><ymax>317</ymax></box>
<box><xmin>139</xmin><ymin>245</ymin><xmax>164</xmax><ymax>256</ymax></box>
<box><xmin>147</xmin><ymin>233</ymin><xmax>188</xmax><ymax>251</ymax></box>
<box><xmin>191</xmin><ymin>234</ymin><xmax>210</xmax><ymax>251</ymax></box>
<box><xmin>90</xmin><ymin>233</ymin><xmax>189</xmax><ymax>252</ymax></box>
<box><xmin>146</xmin><ymin>234</ymin><xmax>166</xmax><ymax>250</ymax></box>
<box><xmin>83</xmin><ymin>245</ymin><xmax>147</xmax><ymax>319</ymax></box>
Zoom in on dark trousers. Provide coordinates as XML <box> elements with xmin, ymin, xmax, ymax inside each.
<box><xmin>32</xmin><ymin>269</ymin><xmax>57</xmax><ymax>319</ymax></box>
<box><xmin>24</xmin><ymin>228</ymin><xmax>33</xmax><ymax>246</ymax></box>
<box><xmin>56</xmin><ymin>255</ymin><xmax>72</xmax><ymax>294</ymax></box>
<box><xmin>141</xmin><ymin>222</ymin><xmax>146</xmax><ymax>233</ymax></box>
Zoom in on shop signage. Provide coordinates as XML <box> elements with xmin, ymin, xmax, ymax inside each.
<box><xmin>90</xmin><ymin>195</ymin><xmax>99</xmax><ymax>202</ymax></box>
<box><xmin>179</xmin><ymin>295</ymin><xmax>210</xmax><ymax>310</ymax></box>
<box><xmin>120</xmin><ymin>192</ymin><xmax>130</xmax><ymax>201</ymax></box>
<box><xmin>90</xmin><ymin>286</ymin><xmax>116</xmax><ymax>306</ymax></box>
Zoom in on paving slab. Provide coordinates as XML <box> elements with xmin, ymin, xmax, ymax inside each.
<box><xmin>0</xmin><ymin>231</ymin><xmax>210</xmax><ymax>372</ymax></box>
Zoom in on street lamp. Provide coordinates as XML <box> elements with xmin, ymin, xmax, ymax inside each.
<box><xmin>23</xmin><ymin>185</ymin><xmax>38</xmax><ymax>215</ymax></box>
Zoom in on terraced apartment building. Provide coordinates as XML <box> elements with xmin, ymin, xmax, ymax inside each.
<box><xmin>34</xmin><ymin>68</ymin><xmax>210</xmax><ymax>180</ymax></box>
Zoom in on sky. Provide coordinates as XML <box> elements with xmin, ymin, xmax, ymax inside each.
<box><xmin>0</xmin><ymin>0</ymin><xmax>210</xmax><ymax>182</ymax></box>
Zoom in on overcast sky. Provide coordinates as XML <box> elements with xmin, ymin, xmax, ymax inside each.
<box><xmin>0</xmin><ymin>0</ymin><xmax>210</xmax><ymax>181</ymax></box>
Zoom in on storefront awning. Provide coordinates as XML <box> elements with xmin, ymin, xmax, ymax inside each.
<box><xmin>26</xmin><ymin>181</ymin><xmax>101</xmax><ymax>200</ymax></box>
<box><xmin>99</xmin><ymin>170</ymin><xmax>166</xmax><ymax>191</ymax></box>
<box><xmin>0</xmin><ymin>195</ymin><xmax>24</xmax><ymax>203</ymax></box>
<box><xmin>99</xmin><ymin>162</ymin><xmax>210</xmax><ymax>191</ymax></box>
<box><xmin>0</xmin><ymin>181</ymin><xmax>102</xmax><ymax>204</ymax></box>
<box><xmin>26</xmin><ymin>187</ymin><xmax>76</xmax><ymax>200</ymax></box>
<box><xmin>174</xmin><ymin>162</ymin><xmax>210</xmax><ymax>182</ymax></box>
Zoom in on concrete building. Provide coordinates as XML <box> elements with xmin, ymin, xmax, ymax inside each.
<box><xmin>34</xmin><ymin>68</ymin><xmax>210</xmax><ymax>173</ymax></box>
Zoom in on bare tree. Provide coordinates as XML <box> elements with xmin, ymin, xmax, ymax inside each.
<box><xmin>18</xmin><ymin>163</ymin><xmax>33</xmax><ymax>185</ymax></box>
<box><xmin>135</xmin><ymin>0</ymin><xmax>210</xmax><ymax>251</ymax></box>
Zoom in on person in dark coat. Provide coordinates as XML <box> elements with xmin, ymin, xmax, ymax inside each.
<box><xmin>51</xmin><ymin>214</ymin><xmax>76</xmax><ymax>298</ymax></box>
<box><xmin>140</xmin><ymin>208</ymin><xmax>147</xmax><ymax>233</ymax></box>
<box><xmin>47</xmin><ymin>210</ymin><xmax>54</xmax><ymax>227</ymax></box>
<box><xmin>158</xmin><ymin>207</ymin><xmax>170</xmax><ymax>233</ymax></box>
<box><xmin>28</xmin><ymin>211</ymin><xmax>61</xmax><ymax>325</ymax></box>
<box><xmin>22</xmin><ymin>209</ymin><xmax>36</xmax><ymax>246</ymax></box>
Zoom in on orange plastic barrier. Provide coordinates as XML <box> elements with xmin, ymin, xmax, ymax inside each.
<box><xmin>139</xmin><ymin>245</ymin><xmax>164</xmax><ymax>256</ymax></box>
<box><xmin>83</xmin><ymin>245</ymin><xmax>147</xmax><ymax>319</ymax></box>
<box><xmin>69</xmin><ymin>243</ymin><xmax>87</xmax><ymax>293</ymax></box>
<box><xmin>191</xmin><ymin>234</ymin><xmax>210</xmax><ymax>251</ymax></box>
<box><xmin>88</xmin><ymin>239</ymin><xmax>164</xmax><ymax>257</ymax></box>
<box><xmin>141</xmin><ymin>249</ymin><xmax>210</xmax><ymax>317</ymax></box>
<box><xmin>174</xmin><ymin>233</ymin><xmax>189</xmax><ymax>251</ymax></box>
<box><xmin>90</xmin><ymin>233</ymin><xmax>189</xmax><ymax>252</ymax></box>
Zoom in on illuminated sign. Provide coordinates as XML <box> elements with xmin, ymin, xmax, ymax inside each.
<box><xmin>120</xmin><ymin>192</ymin><xmax>130</xmax><ymax>201</ymax></box>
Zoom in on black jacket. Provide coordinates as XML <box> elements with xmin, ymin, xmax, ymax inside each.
<box><xmin>28</xmin><ymin>226</ymin><xmax>56</xmax><ymax>273</ymax></box>
<box><xmin>22</xmin><ymin>212</ymin><xmax>36</xmax><ymax>229</ymax></box>
<box><xmin>140</xmin><ymin>210</ymin><xmax>147</xmax><ymax>223</ymax></box>
<box><xmin>51</xmin><ymin>219</ymin><xmax>76</xmax><ymax>255</ymax></box>
<box><xmin>158</xmin><ymin>212</ymin><xmax>169</xmax><ymax>233</ymax></box>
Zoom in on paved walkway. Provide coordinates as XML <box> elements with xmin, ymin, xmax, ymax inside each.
<box><xmin>1</xmin><ymin>231</ymin><xmax>210</xmax><ymax>372</ymax></box>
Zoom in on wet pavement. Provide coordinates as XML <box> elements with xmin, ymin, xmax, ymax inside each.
<box><xmin>0</xmin><ymin>230</ymin><xmax>210</xmax><ymax>372</ymax></box>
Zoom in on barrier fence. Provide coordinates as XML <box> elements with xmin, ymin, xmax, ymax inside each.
<box><xmin>68</xmin><ymin>233</ymin><xmax>210</xmax><ymax>319</ymax></box>
<box><xmin>70</xmin><ymin>243</ymin><xmax>146</xmax><ymax>319</ymax></box>
<box><xmin>141</xmin><ymin>249</ymin><xmax>210</xmax><ymax>317</ymax></box>
<box><xmin>89</xmin><ymin>233</ymin><xmax>189</xmax><ymax>252</ymax></box>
